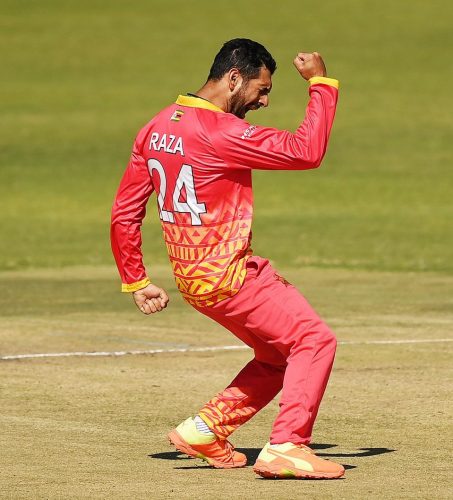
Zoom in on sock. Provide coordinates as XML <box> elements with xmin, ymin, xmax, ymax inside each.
<box><xmin>194</xmin><ymin>415</ymin><xmax>214</xmax><ymax>436</ymax></box>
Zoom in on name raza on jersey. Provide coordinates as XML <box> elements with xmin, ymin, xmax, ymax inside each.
<box><xmin>149</xmin><ymin>132</ymin><xmax>184</xmax><ymax>156</ymax></box>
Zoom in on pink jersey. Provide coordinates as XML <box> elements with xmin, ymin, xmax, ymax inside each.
<box><xmin>111</xmin><ymin>77</ymin><xmax>339</xmax><ymax>306</ymax></box>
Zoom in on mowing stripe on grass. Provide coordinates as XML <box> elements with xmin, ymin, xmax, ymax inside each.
<box><xmin>1</xmin><ymin>338</ymin><xmax>452</xmax><ymax>361</ymax></box>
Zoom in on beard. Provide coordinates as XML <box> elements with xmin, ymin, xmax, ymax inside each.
<box><xmin>228</xmin><ymin>86</ymin><xmax>249</xmax><ymax>119</ymax></box>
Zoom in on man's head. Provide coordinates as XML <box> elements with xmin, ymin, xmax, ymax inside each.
<box><xmin>206</xmin><ymin>39</ymin><xmax>276</xmax><ymax>119</ymax></box>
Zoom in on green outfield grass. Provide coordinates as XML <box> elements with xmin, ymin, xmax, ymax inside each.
<box><xmin>1</xmin><ymin>0</ymin><xmax>452</xmax><ymax>272</ymax></box>
<box><xmin>1</xmin><ymin>0</ymin><xmax>453</xmax><ymax>498</ymax></box>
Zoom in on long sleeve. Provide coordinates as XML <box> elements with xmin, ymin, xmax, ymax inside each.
<box><xmin>212</xmin><ymin>77</ymin><xmax>339</xmax><ymax>171</ymax></box>
<box><xmin>111</xmin><ymin>133</ymin><xmax>154</xmax><ymax>292</ymax></box>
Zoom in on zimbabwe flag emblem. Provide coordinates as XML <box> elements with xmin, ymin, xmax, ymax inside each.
<box><xmin>170</xmin><ymin>110</ymin><xmax>185</xmax><ymax>122</ymax></box>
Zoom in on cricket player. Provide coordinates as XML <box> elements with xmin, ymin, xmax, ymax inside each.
<box><xmin>111</xmin><ymin>38</ymin><xmax>344</xmax><ymax>479</ymax></box>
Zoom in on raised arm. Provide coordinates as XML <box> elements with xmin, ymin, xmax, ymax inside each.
<box><xmin>212</xmin><ymin>52</ymin><xmax>339</xmax><ymax>171</ymax></box>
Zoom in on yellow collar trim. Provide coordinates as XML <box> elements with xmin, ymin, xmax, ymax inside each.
<box><xmin>175</xmin><ymin>95</ymin><xmax>224</xmax><ymax>113</ymax></box>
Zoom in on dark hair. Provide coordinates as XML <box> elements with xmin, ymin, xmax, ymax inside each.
<box><xmin>207</xmin><ymin>38</ymin><xmax>276</xmax><ymax>81</ymax></box>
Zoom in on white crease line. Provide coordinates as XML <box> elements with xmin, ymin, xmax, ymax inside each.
<box><xmin>341</xmin><ymin>338</ymin><xmax>453</xmax><ymax>345</ymax></box>
<box><xmin>0</xmin><ymin>345</ymin><xmax>248</xmax><ymax>361</ymax></box>
<box><xmin>1</xmin><ymin>338</ymin><xmax>452</xmax><ymax>361</ymax></box>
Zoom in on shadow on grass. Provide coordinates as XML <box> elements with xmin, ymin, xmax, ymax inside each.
<box><xmin>238</xmin><ymin>445</ymin><xmax>396</xmax><ymax>465</ymax></box>
<box><xmin>149</xmin><ymin>444</ymin><xmax>395</xmax><ymax>471</ymax></box>
<box><xmin>150</xmin><ymin>451</ymin><xmax>194</xmax><ymax>461</ymax></box>
<box><xmin>148</xmin><ymin>451</ymin><xmax>213</xmax><ymax>470</ymax></box>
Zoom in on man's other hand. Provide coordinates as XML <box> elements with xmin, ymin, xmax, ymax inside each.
<box><xmin>133</xmin><ymin>284</ymin><xmax>169</xmax><ymax>314</ymax></box>
<box><xmin>293</xmin><ymin>52</ymin><xmax>327</xmax><ymax>80</ymax></box>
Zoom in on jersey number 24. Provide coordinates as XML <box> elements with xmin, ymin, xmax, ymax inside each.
<box><xmin>148</xmin><ymin>158</ymin><xmax>207</xmax><ymax>226</ymax></box>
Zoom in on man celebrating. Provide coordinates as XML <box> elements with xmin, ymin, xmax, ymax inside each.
<box><xmin>111</xmin><ymin>39</ymin><xmax>344</xmax><ymax>479</ymax></box>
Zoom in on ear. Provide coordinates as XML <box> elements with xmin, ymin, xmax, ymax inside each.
<box><xmin>227</xmin><ymin>68</ymin><xmax>243</xmax><ymax>93</ymax></box>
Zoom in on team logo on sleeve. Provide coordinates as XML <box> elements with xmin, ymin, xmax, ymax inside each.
<box><xmin>170</xmin><ymin>110</ymin><xmax>185</xmax><ymax>122</ymax></box>
<box><xmin>241</xmin><ymin>125</ymin><xmax>256</xmax><ymax>140</ymax></box>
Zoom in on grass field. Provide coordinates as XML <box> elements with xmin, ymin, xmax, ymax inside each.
<box><xmin>1</xmin><ymin>0</ymin><xmax>453</xmax><ymax>272</ymax></box>
<box><xmin>1</xmin><ymin>0</ymin><xmax>453</xmax><ymax>498</ymax></box>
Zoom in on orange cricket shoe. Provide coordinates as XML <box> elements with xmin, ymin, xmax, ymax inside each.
<box><xmin>253</xmin><ymin>442</ymin><xmax>345</xmax><ymax>479</ymax></box>
<box><xmin>168</xmin><ymin>417</ymin><xmax>247</xmax><ymax>469</ymax></box>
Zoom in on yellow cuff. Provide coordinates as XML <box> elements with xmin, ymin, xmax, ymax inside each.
<box><xmin>121</xmin><ymin>277</ymin><xmax>151</xmax><ymax>293</ymax></box>
<box><xmin>309</xmin><ymin>76</ymin><xmax>339</xmax><ymax>89</ymax></box>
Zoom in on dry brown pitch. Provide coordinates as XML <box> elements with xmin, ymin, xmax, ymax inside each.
<box><xmin>1</xmin><ymin>267</ymin><xmax>452</xmax><ymax>499</ymax></box>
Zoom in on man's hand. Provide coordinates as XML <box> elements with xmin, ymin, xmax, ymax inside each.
<box><xmin>293</xmin><ymin>52</ymin><xmax>327</xmax><ymax>80</ymax></box>
<box><xmin>133</xmin><ymin>284</ymin><xmax>169</xmax><ymax>314</ymax></box>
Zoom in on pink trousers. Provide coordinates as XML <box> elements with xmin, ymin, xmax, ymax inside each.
<box><xmin>195</xmin><ymin>256</ymin><xmax>337</xmax><ymax>445</ymax></box>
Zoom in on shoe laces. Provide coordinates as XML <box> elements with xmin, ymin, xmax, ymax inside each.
<box><xmin>216</xmin><ymin>438</ymin><xmax>237</xmax><ymax>460</ymax></box>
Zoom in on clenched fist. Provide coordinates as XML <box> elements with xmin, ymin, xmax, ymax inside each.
<box><xmin>133</xmin><ymin>283</ymin><xmax>169</xmax><ymax>314</ymax></box>
<box><xmin>293</xmin><ymin>52</ymin><xmax>327</xmax><ymax>80</ymax></box>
